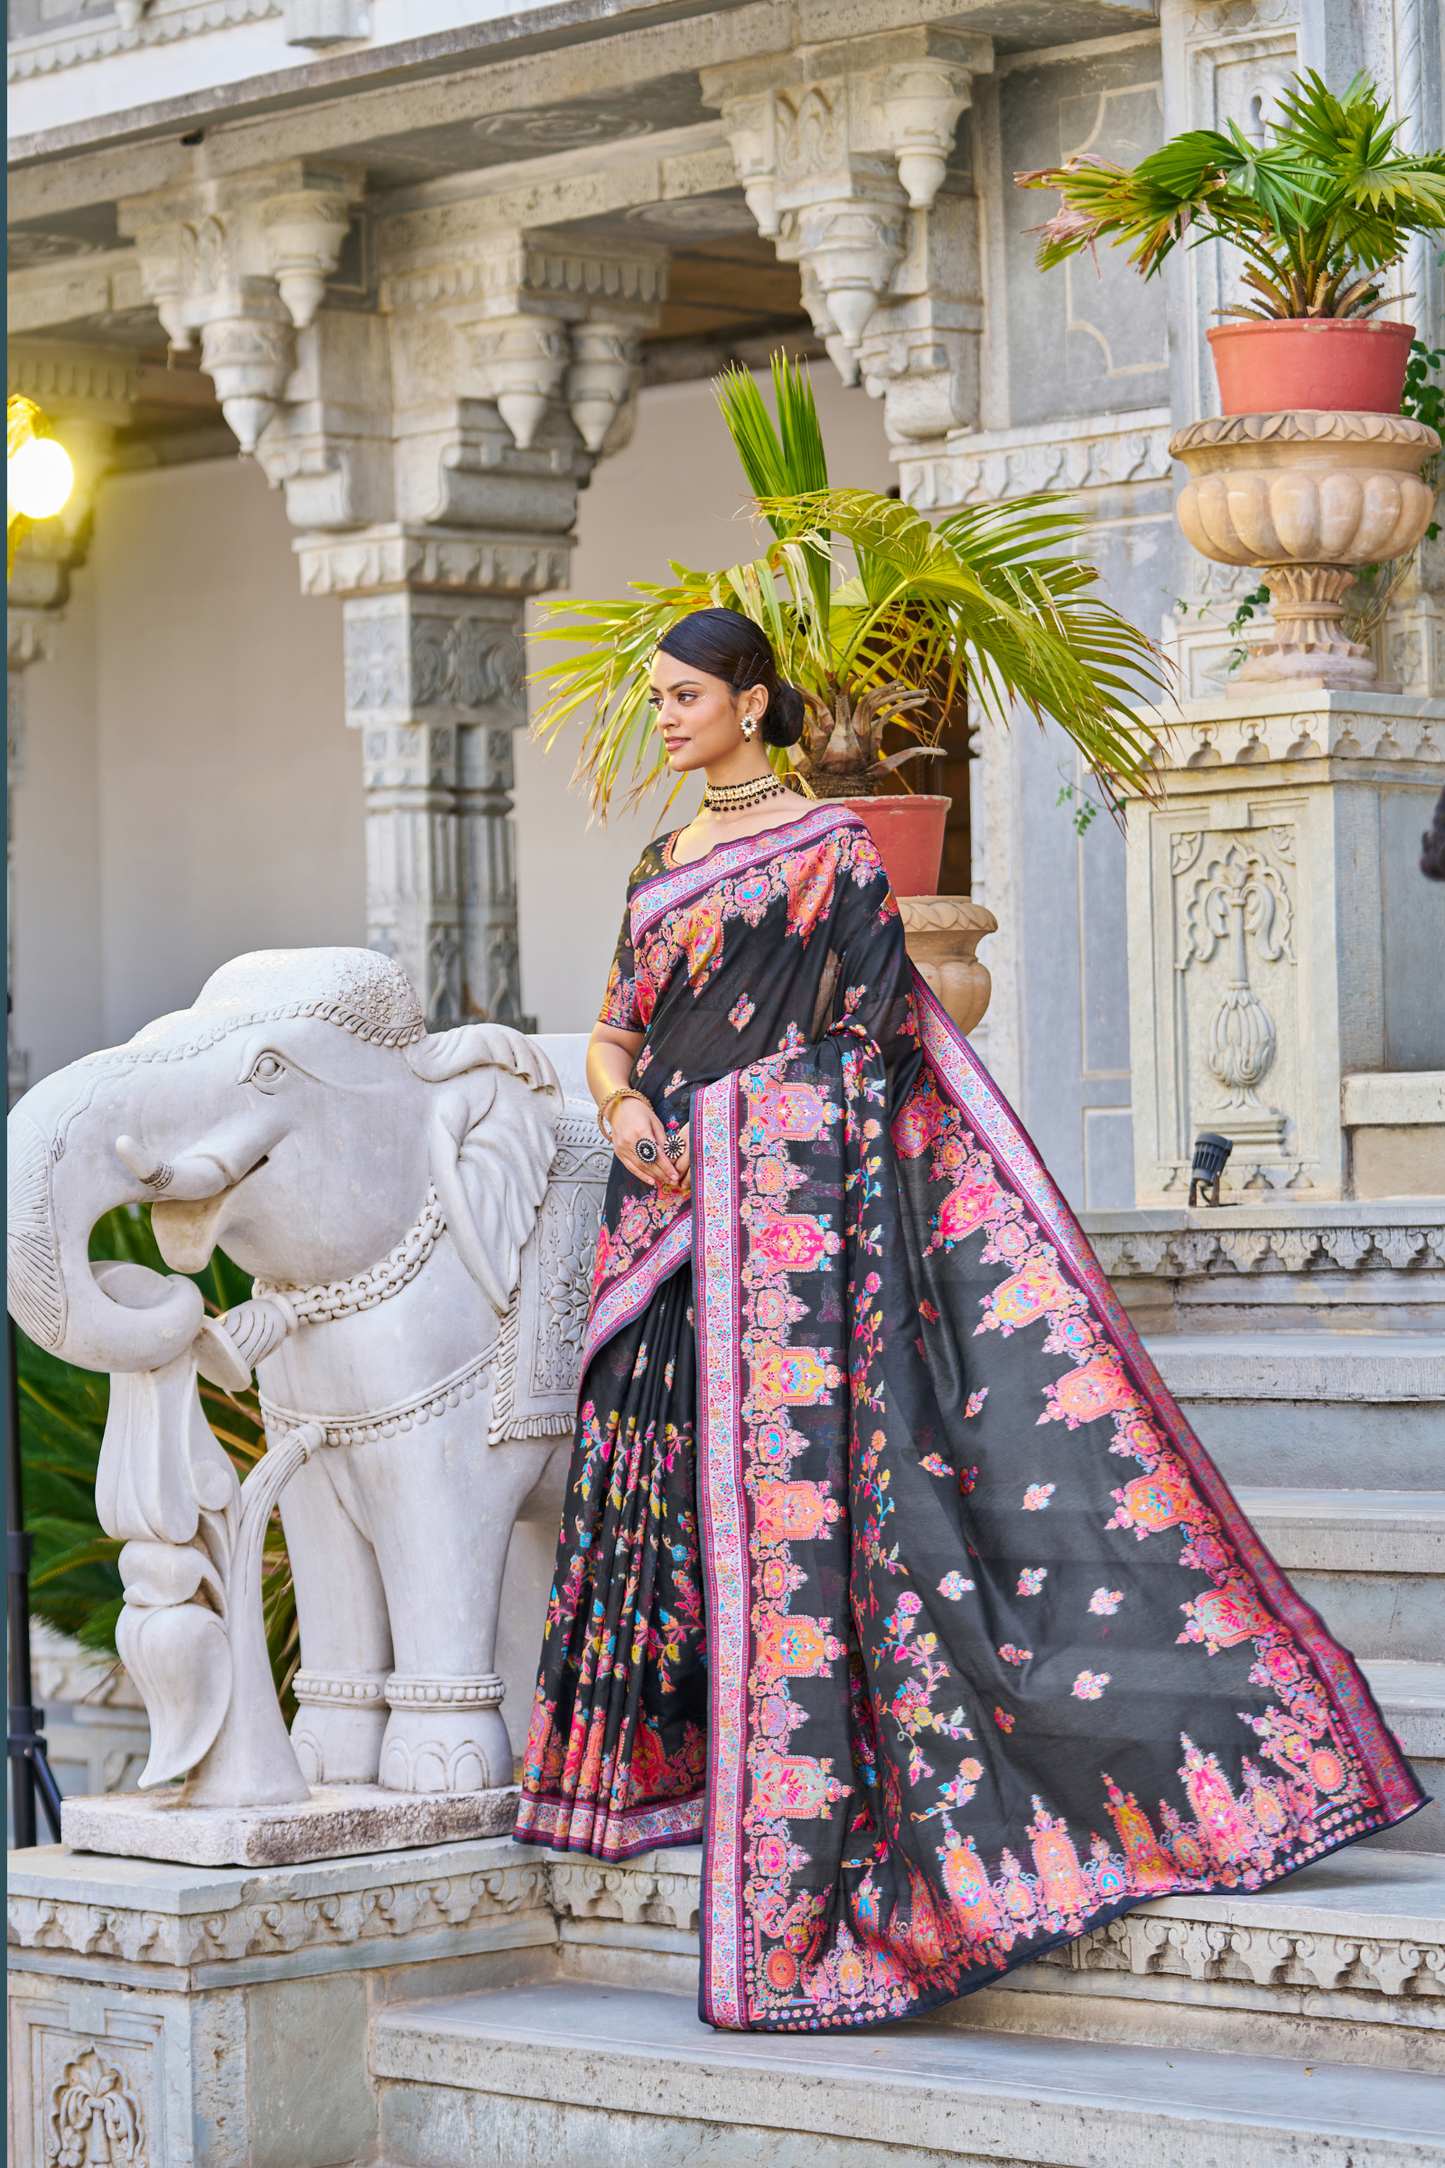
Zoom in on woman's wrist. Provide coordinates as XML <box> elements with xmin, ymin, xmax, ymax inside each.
<box><xmin>597</xmin><ymin>1086</ymin><xmax>649</xmax><ymax>1140</ymax></box>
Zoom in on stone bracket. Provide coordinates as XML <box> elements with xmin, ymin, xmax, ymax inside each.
<box><xmin>384</xmin><ymin>227</ymin><xmax>667</xmax><ymax>459</ymax></box>
<box><xmin>119</xmin><ymin>162</ymin><xmax>366</xmax><ymax>452</ymax></box>
<box><xmin>703</xmin><ymin>29</ymin><xmax>992</xmax><ymax>398</ymax></box>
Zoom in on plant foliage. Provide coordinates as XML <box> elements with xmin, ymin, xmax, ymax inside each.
<box><xmin>16</xmin><ymin>1207</ymin><xmax>299</xmax><ymax>1720</ymax></box>
<box><xmin>531</xmin><ymin>355</ymin><xmax>1167</xmax><ymax>818</ymax></box>
<box><xmin>1017</xmin><ymin>70</ymin><xmax>1445</xmax><ymax>320</ymax></box>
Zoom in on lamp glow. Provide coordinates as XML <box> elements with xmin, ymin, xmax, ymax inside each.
<box><xmin>7</xmin><ymin>435</ymin><xmax>74</xmax><ymax>520</ymax></box>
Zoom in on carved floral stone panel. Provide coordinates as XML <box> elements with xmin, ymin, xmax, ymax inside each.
<box><xmin>1172</xmin><ymin>823</ymin><xmax>1300</xmax><ymax>1170</ymax></box>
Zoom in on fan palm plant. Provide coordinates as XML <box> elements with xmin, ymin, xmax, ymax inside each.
<box><xmin>531</xmin><ymin>355</ymin><xmax>1168</xmax><ymax>817</ymax></box>
<box><xmin>1017</xmin><ymin>70</ymin><xmax>1445</xmax><ymax>322</ymax></box>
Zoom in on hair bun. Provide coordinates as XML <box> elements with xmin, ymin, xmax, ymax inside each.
<box><xmin>763</xmin><ymin>680</ymin><xmax>807</xmax><ymax>749</ymax></box>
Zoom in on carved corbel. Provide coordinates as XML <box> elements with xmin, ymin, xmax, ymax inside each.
<box><xmin>566</xmin><ymin>319</ymin><xmax>642</xmax><ymax>454</ymax></box>
<box><xmin>868</xmin><ymin>55</ymin><xmax>976</xmax><ymax>211</ymax></box>
<box><xmin>705</xmin><ymin>34</ymin><xmax>990</xmax><ymax>389</ymax></box>
<box><xmin>262</xmin><ymin>189</ymin><xmax>356</xmax><ymax>330</ymax></box>
<box><xmin>471</xmin><ymin>313</ymin><xmax>572</xmax><ymax>452</ymax></box>
<box><xmin>450</xmin><ymin>232</ymin><xmax>662</xmax><ymax>454</ymax></box>
<box><xmin>775</xmin><ymin>192</ymin><xmax>908</xmax><ymax>387</ymax></box>
<box><xmin>858</xmin><ymin>185</ymin><xmax>984</xmax><ymax>446</ymax></box>
<box><xmin>123</xmin><ymin>168</ymin><xmax>362</xmax><ymax>454</ymax></box>
<box><xmin>722</xmin><ymin>94</ymin><xmax>781</xmax><ymax>238</ymax></box>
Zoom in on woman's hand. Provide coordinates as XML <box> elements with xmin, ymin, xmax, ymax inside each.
<box><xmin>610</xmin><ymin>1095</ymin><xmax>691</xmax><ymax>1194</ymax></box>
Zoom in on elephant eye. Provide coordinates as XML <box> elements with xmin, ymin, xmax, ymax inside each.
<box><xmin>244</xmin><ymin>1052</ymin><xmax>286</xmax><ymax>1091</ymax></box>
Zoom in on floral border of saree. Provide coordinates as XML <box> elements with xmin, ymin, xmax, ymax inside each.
<box><xmin>911</xmin><ymin>978</ymin><xmax>1415</xmax><ymax>1806</ymax></box>
<box><xmin>691</xmin><ymin>970</ymin><xmax>1424</xmax><ymax>2034</ymax></box>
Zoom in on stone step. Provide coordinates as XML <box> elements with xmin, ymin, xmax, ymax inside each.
<box><xmin>1147</xmin><ymin>1333</ymin><xmax>1445</xmax><ymax>1488</ymax></box>
<box><xmin>373</xmin><ymin>1969</ymin><xmax>1445</xmax><ymax>2168</ymax></box>
<box><xmin>1365</xmin><ymin>1661</ymin><xmax>1445</xmax><ymax>1764</ymax></box>
<box><xmin>541</xmin><ymin>1844</ymin><xmax>1445</xmax><ymax>2069</ymax></box>
<box><xmin>1233</xmin><ymin>1488</ymin><xmax>1445</xmax><ymax>1662</ymax></box>
<box><xmin>1358</xmin><ymin>1661</ymin><xmax>1445</xmax><ymax>1853</ymax></box>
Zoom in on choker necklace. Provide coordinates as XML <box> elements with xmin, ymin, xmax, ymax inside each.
<box><xmin>703</xmin><ymin>773</ymin><xmax>786</xmax><ymax>814</ymax></box>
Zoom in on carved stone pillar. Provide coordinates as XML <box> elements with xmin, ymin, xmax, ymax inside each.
<box><xmin>1123</xmin><ymin>689</ymin><xmax>1445</xmax><ymax>1203</ymax></box>
<box><xmin>114</xmin><ymin>165</ymin><xmax>666</xmax><ymax>1030</ymax></box>
<box><xmin>299</xmin><ymin>538</ymin><xmax>570</xmax><ymax>1030</ymax></box>
<box><xmin>272</xmin><ymin>222</ymin><xmax>662</xmax><ymax>1029</ymax></box>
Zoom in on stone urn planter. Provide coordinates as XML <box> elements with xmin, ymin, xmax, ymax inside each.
<box><xmin>1169</xmin><ymin>410</ymin><xmax>1441</xmax><ymax>691</ymax></box>
<box><xmin>899</xmin><ymin>896</ymin><xmax>997</xmax><ymax>1036</ymax></box>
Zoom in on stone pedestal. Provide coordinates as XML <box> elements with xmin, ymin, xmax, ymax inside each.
<box><xmin>58</xmin><ymin>1782</ymin><xmax>518</xmax><ymax>1870</ymax></box>
<box><xmin>1125</xmin><ymin>688</ymin><xmax>1445</xmax><ymax>1204</ymax></box>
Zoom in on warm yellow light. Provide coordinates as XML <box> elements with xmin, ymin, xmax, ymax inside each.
<box><xmin>7</xmin><ymin>435</ymin><xmax>74</xmax><ymax>520</ymax></box>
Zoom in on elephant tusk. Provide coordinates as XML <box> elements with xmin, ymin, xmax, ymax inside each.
<box><xmin>116</xmin><ymin>1136</ymin><xmax>175</xmax><ymax>1189</ymax></box>
<box><xmin>116</xmin><ymin>1136</ymin><xmax>231</xmax><ymax>1201</ymax></box>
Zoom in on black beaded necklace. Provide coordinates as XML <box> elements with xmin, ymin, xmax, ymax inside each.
<box><xmin>701</xmin><ymin>773</ymin><xmax>787</xmax><ymax>814</ymax></box>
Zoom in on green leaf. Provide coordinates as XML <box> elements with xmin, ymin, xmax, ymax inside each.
<box><xmin>1018</xmin><ymin>66</ymin><xmax>1445</xmax><ymax>312</ymax></box>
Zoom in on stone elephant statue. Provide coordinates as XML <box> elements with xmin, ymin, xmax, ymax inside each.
<box><xmin>6</xmin><ymin>947</ymin><xmax>604</xmax><ymax>1809</ymax></box>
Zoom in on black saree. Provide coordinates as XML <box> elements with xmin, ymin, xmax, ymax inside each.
<box><xmin>516</xmin><ymin>800</ymin><xmax>1425</xmax><ymax>2033</ymax></box>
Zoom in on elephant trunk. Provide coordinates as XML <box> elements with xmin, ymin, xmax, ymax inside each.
<box><xmin>7</xmin><ymin>1099</ymin><xmax>205</xmax><ymax>1375</ymax></box>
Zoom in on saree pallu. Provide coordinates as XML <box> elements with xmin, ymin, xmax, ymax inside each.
<box><xmin>517</xmin><ymin>803</ymin><xmax>1424</xmax><ymax>2034</ymax></box>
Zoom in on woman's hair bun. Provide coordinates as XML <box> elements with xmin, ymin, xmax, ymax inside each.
<box><xmin>656</xmin><ymin>606</ymin><xmax>807</xmax><ymax>753</ymax></box>
<box><xmin>762</xmin><ymin>681</ymin><xmax>807</xmax><ymax>749</ymax></box>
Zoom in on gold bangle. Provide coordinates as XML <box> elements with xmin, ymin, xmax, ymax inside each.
<box><xmin>597</xmin><ymin>1087</ymin><xmax>648</xmax><ymax>1141</ymax></box>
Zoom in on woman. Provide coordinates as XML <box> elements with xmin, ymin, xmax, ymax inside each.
<box><xmin>516</xmin><ymin>607</ymin><xmax>1423</xmax><ymax>2033</ymax></box>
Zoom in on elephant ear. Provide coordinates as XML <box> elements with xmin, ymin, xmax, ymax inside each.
<box><xmin>408</xmin><ymin>1025</ymin><xmax>563</xmax><ymax>1316</ymax></box>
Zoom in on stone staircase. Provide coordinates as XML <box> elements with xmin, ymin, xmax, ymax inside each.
<box><xmin>359</xmin><ymin>1320</ymin><xmax>1445</xmax><ymax>2166</ymax></box>
<box><xmin>1148</xmin><ymin>1329</ymin><xmax>1445</xmax><ymax>1851</ymax></box>
<box><xmin>359</xmin><ymin>1841</ymin><xmax>1444</xmax><ymax>2168</ymax></box>
<box><xmin>12</xmin><ymin>1238</ymin><xmax>1442</xmax><ymax>2164</ymax></box>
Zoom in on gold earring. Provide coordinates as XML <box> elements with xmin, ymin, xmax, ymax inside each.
<box><xmin>742</xmin><ymin>713</ymin><xmax>756</xmax><ymax>740</ymax></box>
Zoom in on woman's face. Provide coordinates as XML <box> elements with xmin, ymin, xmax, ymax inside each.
<box><xmin>649</xmin><ymin>650</ymin><xmax>765</xmax><ymax>772</ymax></box>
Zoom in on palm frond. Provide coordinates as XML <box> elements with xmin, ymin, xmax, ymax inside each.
<box><xmin>1018</xmin><ymin>66</ymin><xmax>1445</xmax><ymax>314</ymax></box>
<box><xmin>532</xmin><ymin>445</ymin><xmax>1170</xmax><ymax>817</ymax></box>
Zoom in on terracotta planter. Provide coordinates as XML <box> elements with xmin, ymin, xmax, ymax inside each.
<box><xmin>1207</xmin><ymin>319</ymin><xmax>1415</xmax><ymax>417</ymax></box>
<box><xmin>851</xmin><ymin>795</ymin><xmax>951</xmax><ymax>896</ymax></box>
<box><xmin>899</xmin><ymin>897</ymin><xmax>998</xmax><ymax>1037</ymax></box>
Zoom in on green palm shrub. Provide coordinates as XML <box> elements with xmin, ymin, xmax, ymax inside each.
<box><xmin>1017</xmin><ymin>70</ymin><xmax>1445</xmax><ymax>322</ymax></box>
<box><xmin>531</xmin><ymin>355</ymin><xmax>1168</xmax><ymax>817</ymax></box>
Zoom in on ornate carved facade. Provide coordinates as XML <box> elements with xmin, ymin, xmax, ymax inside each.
<box><xmin>7</xmin><ymin>0</ymin><xmax>1443</xmax><ymax>1199</ymax></box>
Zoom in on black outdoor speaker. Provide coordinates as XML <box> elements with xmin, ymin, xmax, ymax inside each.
<box><xmin>1188</xmin><ymin>1131</ymin><xmax>1234</xmax><ymax>1208</ymax></box>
